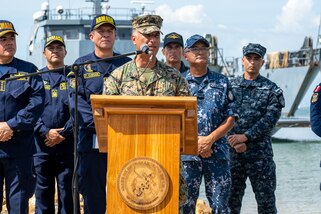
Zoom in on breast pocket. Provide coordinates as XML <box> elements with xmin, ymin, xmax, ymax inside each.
<box><xmin>85</xmin><ymin>76</ymin><xmax>103</xmax><ymax>95</ymax></box>
<box><xmin>206</xmin><ymin>84</ymin><xmax>226</xmax><ymax>109</ymax></box>
<box><xmin>252</xmin><ymin>87</ymin><xmax>270</xmax><ymax>111</ymax></box>
<box><xmin>8</xmin><ymin>81</ymin><xmax>31</xmax><ymax>103</ymax></box>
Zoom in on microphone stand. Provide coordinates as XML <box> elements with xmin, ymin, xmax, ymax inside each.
<box><xmin>6</xmin><ymin>49</ymin><xmax>144</xmax><ymax>214</ymax></box>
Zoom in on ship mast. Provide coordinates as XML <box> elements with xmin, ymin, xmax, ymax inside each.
<box><xmin>317</xmin><ymin>14</ymin><xmax>321</xmax><ymax>48</ymax></box>
<box><xmin>86</xmin><ymin>0</ymin><xmax>109</xmax><ymax>16</ymax></box>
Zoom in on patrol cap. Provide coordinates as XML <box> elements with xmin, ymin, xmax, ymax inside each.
<box><xmin>243</xmin><ymin>43</ymin><xmax>266</xmax><ymax>58</ymax></box>
<box><xmin>45</xmin><ymin>35</ymin><xmax>65</xmax><ymax>49</ymax></box>
<box><xmin>185</xmin><ymin>34</ymin><xmax>209</xmax><ymax>49</ymax></box>
<box><xmin>90</xmin><ymin>14</ymin><xmax>116</xmax><ymax>32</ymax></box>
<box><xmin>163</xmin><ymin>32</ymin><xmax>183</xmax><ymax>48</ymax></box>
<box><xmin>0</xmin><ymin>20</ymin><xmax>18</xmax><ymax>37</ymax></box>
<box><xmin>132</xmin><ymin>15</ymin><xmax>163</xmax><ymax>34</ymax></box>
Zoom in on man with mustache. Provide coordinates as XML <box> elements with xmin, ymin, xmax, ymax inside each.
<box><xmin>33</xmin><ymin>35</ymin><xmax>74</xmax><ymax>213</ymax></box>
<box><xmin>0</xmin><ymin>20</ymin><xmax>45</xmax><ymax>213</ymax></box>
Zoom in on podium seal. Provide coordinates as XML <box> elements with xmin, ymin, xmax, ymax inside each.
<box><xmin>117</xmin><ymin>157</ymin><xmax>169</xmax><ymax>210</ymax></box>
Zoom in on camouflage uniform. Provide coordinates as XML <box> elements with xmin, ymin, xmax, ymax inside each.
<box><xmin>104</xmin><ymin>59</ymin><xmax>190</xmax><ymax>209</ymax></box>
<box><xmin>103</xmin><ymin>60</ymin><xmax>190</xmax><ymax>96</ymax></box>
<box><xmin>229</xmin><ymin>74</ymin><xmax>284</xmax><ymax>214</ymax></box>
<box><xmin>181</xmin><ymin>69</ymin><xmax>237</xmax><ymax>214</ymax></box>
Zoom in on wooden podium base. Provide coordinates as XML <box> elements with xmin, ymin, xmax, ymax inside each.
<box><xmin>107</xmin><ymin>114</ymin><xmax>180</xmax><ymax>213</ymax></box>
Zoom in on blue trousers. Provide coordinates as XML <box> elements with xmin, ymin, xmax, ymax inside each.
<box><xmin>228</xmin><ymin>158</ymin><xmax>277</xmax><ymax>214</ymax></box>
<box><xmin>0</xmin><ymin>157</ymin><xmax>35</xmax><ymax>214</ymax></box>
<box><xmin>34</xmin><ymin>154</ymin><xmax>74</xmax><ymax>214</ymax></box>
<box><xmin>182</xmin><ymin>157</ymin><xmax>231</xmax><ymax>214</ymax></box>
<box><xmin>78</xmin><ymin>150</ymin><xmax>107</xmax><ymax>214</ymax></box>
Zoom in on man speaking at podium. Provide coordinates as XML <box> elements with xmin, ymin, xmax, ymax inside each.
<box><xmin>103</xmin><ymin>14</ymin><xmax>190</xmax><ymax>211</ymax></box>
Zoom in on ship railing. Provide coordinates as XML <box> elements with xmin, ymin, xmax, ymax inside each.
<box><xmin>207</xmin><ymin>46</ymin><xmax>240</xmax><ymax>76</ymax></box>
<box><xmin>44</xmin><ymin>7</ymin><xmax>154</xmax><ymax>21</ymax></box>
<box><xmin>265</xmin><ymin>48</ymin><xmax>321</xmax><ymax>69</ymax></box>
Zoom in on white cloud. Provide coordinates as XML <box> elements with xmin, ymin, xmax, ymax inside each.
<box><xmin>217</xmin><ymin>24</ymin><xmax>227</xmax><ymax>29</ymax></box>
<box><xmin>156</xmin><ymin>4</ymin><xmax>205</xmax><ymax>24</ymax></box>
<box><xmin>275</xmin><ymin>0</ymin><xmax>313</xmax><ymax>32</ymax></box>
<box><xmin>312</xmin><ymin>15</ymin><xmax>321</xmax><ymax>27</ymax></box>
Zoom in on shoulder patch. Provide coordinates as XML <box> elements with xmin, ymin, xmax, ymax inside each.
<box><xmin>313</xmin><ymin>85</ymin><xmax>321</xmax><ymax>93</ymax></box>
<box><xmin>228</xmin><ymin>90</ymin><xmax>234</xmax><ymax>101</ymax></box>
<box><xmin>311</xmin><ymin>92</ymin><xmax>319</xmax><ymax>103</ymax></box>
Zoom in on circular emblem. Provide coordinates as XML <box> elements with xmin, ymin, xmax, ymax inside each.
<box><xmin>117</xmin><ymin>157</ymin><xmax>169</xmax><ymax>210</ymax></box>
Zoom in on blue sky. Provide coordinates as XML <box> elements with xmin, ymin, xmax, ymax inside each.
<box><xmin>2</xmin><ymin>0</ymin><xmax>321</xmax><ymax>59</ymax></box>
<box><xmin>2</xmin><ymin>0</ymin><xmax>321</xmax><ymax>107</ymax></box>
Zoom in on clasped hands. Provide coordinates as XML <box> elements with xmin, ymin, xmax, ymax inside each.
<box><xmin>45</xmin><ymin>128</ymin><xmax>65</xmax><ymax>147</ymax></box>
<box><xmin>227</xmin><ymin>134</ymin><xmax>247</xmax><ymax>153</ymax></box>
<box><xmin>0</xmin><ymin>122</ymin><xmax>13</xmax><ymax>142</ymax></box>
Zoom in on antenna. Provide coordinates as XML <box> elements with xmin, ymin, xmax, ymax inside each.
<box><xmin>131</xmin><ymin>0</ymin><xmax>154</xmax><ymax>15</ymax></box>
<box><xmin>85</xmin><ymin>0</ymin><xmax>109</xmax><ymax>16</ymax></box>
<box><xmin>316</xmin><ymin>14</ymin><xmax>321</xmax><ymax>48</ymax></box>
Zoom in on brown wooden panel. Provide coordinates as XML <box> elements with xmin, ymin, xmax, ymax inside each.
<box><xmin>91</xmin><ymin>96</ymin><xmax>198</xmax><ymax>155</ymax></box>
<box><xmin>90</xmin><ymin>96</ymin><xmax>198</xmax><ymax>213</ymax></box>
<box><xmin>106</xmin><ymin>114</ymin><xmax>180</xmax><ymax>213</ymax></box>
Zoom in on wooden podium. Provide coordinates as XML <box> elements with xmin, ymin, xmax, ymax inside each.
<box><xmin>91</xmin><ymin>95</ymin><xmax>198</xmax><ymax>213</ymax></box>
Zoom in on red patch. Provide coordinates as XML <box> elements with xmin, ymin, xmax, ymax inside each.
<box><xmin>313</xmin><ymin>85</ymin><xmax>321</xmax><ymax>93</ymax></box>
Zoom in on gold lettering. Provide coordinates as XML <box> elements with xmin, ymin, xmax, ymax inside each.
<box><xmin>0</xmin><ymin>23</ymin><xmax>13</xmax><ymax>30</ymax></box>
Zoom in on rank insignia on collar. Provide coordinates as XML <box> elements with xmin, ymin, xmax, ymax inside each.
<box><xmin>311</xmin><ymin>92</ymin><xmax>319</xmax><ymax>103</ymax></box>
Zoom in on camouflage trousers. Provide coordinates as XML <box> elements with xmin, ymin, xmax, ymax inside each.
<box><xmin>229</xmin><ymin>157</ymin><xmax>277</xmax><ymax>214</ymax></box>
<box><xmin>181</xmin><ymin>157</ymin><xmax>231</xmax><ymax>214</ymax></box>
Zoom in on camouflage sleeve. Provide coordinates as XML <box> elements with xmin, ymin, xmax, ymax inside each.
<box><xmin>244</xmin><ymin>86</ymin><xmax>284</xmax><ymax>141</ymax></box>
<box><xmin>310</xmin><ymin>84</ymin><xmax>321</xmax><ymax>137</ymax></box>
<box><xmin>176</xmin><ymin>75</ymin><xmax>191</xmax><ymax>96</ymax></box>
<box><xmin>103</xmin><ymin>69</ymin><xmax>121</xmax><ymax>95</ymax></box>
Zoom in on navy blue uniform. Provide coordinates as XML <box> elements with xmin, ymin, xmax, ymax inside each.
<box><xmin>69</xmin><ymin>52</ymin><xmax>131</xmax><ymax>213</ymax></box>
<box><xmin>34</xmin><ymin>67</ymin><xmax>74</xmax><ymax>213</ymax></box>
<box><xmin>310</xmin><ymin>84</ymin><xmax>321</xmax><ymax>137</ymax></box>
<box><xmin>0</xmin><ymin>57</ymin><xmax>45</xmax><ymax>213</ymax></box>
<box><xmin>181</xmin><ymin>69</ymin><xmax>237</xmax><ymax>214</ymax></box>
<box><xmin>179</xmin><ymin>61</ymin><xmax>189</xmax><ymax>73</ymax></box>
<box><xmin>310</xmin><ymin>83</ymin><xmax>321</xmax><ymax>191</ymax></box>
<box><xmin>229</xmin><ymin>75</ymin><xmax>284</xmax><ymax>214</ymax></box>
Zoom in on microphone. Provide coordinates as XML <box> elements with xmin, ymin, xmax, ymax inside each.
<box><xmin>139</xmin><ymin>44</ymin><xmax>153</xmax><ymax>55</ymax></box>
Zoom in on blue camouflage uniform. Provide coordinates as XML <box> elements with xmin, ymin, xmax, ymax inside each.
<box><xmin>69</xmin><ymin>51</ymin><xmax>131</xmax><ymax>213</ymax></box>
<box><xmin>0</xmin><ymin>57</ymin><xmax>45</xmax><ymax>213</ymax></box>
<box><xmin>309</xmin><ymin>83</ymin><xmax>321</xmax><ymax>190</ymax></box>
<box><xmin>34</xmin><ymin>67</ymin><xmax>74</xmax><ymax>213</ymax></box>
<box><xmin>228</xmin><ymin>74</ymin><xmax>284</xmax><ymax>214</ymax></box>
<box><xmin>181</xmin><ymin>69</ymin><xmax>237</xmax><ymax>214</ymax></box>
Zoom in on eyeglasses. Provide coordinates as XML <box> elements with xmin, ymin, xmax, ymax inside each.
<box><xmin>186</xmin><ymin>47</ymin><xmax>210</xmax><ymax>53</ymax></box>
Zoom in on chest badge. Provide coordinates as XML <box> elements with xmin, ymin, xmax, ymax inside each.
<box><xmin>51</xmin><ymin>89</ymin><xmax>58</xmax><ymax>98</ymax></box>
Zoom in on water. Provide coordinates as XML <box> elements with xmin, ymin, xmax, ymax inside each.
<box><xmin>199</xmin><ymin>141</ymin><xmax>321</xmax><ymax>214</ymax></box>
